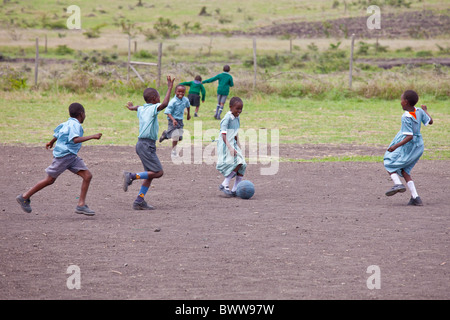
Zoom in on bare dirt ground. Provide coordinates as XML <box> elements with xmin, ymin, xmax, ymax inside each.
<box><xmin>0</xmin><ymin>144</ymin><xmax>449</xmax><ymax>300</ymax></box>
<box><xmin>248</xmin><ymin>11</ymin><xmax>450</xmax><ymax>39</ymax></box>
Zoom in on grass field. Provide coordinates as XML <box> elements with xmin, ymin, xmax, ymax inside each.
<box><xmin>1</xmin><ymin>0</ymin><xmax>449</xmax><ymax>161</ymax></box>
<box><xmin>1</xmin><ymin>89</ymin><xmax>448</xmax><ymax>161</ymax></box>
<box><xmin>2</xmin><ymin>0</ymin><xmax>447</xmax><ymax>32</ymax></box>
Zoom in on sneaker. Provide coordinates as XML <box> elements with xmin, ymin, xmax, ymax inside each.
<box><xmin>75</xmin><ymin>205</ymin><xmax>95</xmax><ymax>216</ymax></box>
<box><xmin>385</xmin><ymin>184</ymin><xmax>407</xmax><ymax>196</ymax></box>
<box><xmin>16</xmin><ymin>194</ymin><xmax>32</xmax><ymax>213</ymax></box>
<box><xmin>219</xmin><ymin>184</ymin><xmax>232</xmax><ymax>196</ymax></box>
<box><xmin>407</xmin><ymin>196</ymin><xmax>423</xmax><ymax>206</ymax></box>
<box><xmin>123</xmin><ymin>171</ymin><xmax>133</xmax><ymax>192</ymax></box>
<box><xmin>171</xmin><ymin>150</ymin><xmax>178</xmax><ymax>157</ymax></box>
<box><xmin>133</xmin><ymin>200</ymin><xmax>155</xmax><ymax>210</ymax></box>
<box><xmin>194</xmin><ymin>113</ymin><xmax>198</xmax><ymax>117</ymax></box>
<box><xmin>231</xmin><ymin>191</ymin><xmax>237</xmax><ymax>197</ymax></box>
<box><xmin>159</xmin><ymin>130</ymin><xmax>167</xmax><ymax>143</ymax></box>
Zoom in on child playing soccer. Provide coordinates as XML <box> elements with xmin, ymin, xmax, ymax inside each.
<box><xmin>16</xmin><ymin>103</ymin><xmax>102</xmax><ymax>216</ymax></box>
<box><xmin>384</xmin><ymin>90</ymin><xmax>433</xmax><ymax>206</ymax></box>
<box><xmin>217</xmin><ymin>97</ymin><xmax>247</xmax><ymax>197</ymax></box>
<box><xmin>158</xmin><ymin>84</ymin><xmax>191</xmax><ymax>157</ymax></box>
<box><xmin>179</xmin><ymin>75</ymin><xmax>206</xmax><ymax>117</ymax></box>
<box><xmin>202</xmin><ymin>65</ymin><xmax>234</xmax><ymax>120</ymax></box>
<box><xmin>123</xmin><ymin>76</ymin><xmax>175</xmax><ymax>210</ymax></box>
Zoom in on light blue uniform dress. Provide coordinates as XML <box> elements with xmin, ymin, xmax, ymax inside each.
<box><xmin>216</xmin><ymin>111</ymin><xmax>247</xmax><ymax>177</ymax></box>
<box><xmin>384</xmin><ymin>107</ymin><xmax>431</xmax><ymax>176</ymax></box>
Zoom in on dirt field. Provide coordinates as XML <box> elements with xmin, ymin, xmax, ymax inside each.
<box><xmin>0</xmin><ymin>144</ymin><xmax>448</xmax><ymax>300</ymax></box>
<box><xmin>248</xmin><ymin>11</ymin><xmax>450</xmax><ymax>39</ymax></box>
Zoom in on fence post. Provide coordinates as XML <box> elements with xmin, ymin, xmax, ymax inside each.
<box><xmin>349</xmin><ymin>33</ymin><xmax>355</xmax><ymax>89</ymax></box>
<box><xmin>34</xmin><ymin>38</ymin><xmax>39</xmax><ymax>87</ymax></box>
<box><xmin>253</xmin><ymin>37</ymin><xmax>257</xmax><ymax>90</ymax></box>
<box><xmin>127</xmin><ymin>35</ymin><xmax>131</xmax><ymax>82</ymax></box>
<box><xmin>157</xmin><ymin>42</ymin><xmax>162</xmax><ymax>88</ymax></box>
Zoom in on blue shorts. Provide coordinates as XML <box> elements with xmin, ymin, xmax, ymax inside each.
<box><xmin>136</xmin><ymin>138</ymin><xmax>163</xmax><ymax>173</ymax></box>
<box><xmin>164</xmin><ymin>119</ymin><xmax>184</xmax><ymax>141</ymax></box>
<box><xmin>217</xmin><ymin>95</ymin><xmax>228</xmax><ymax>105</ymax></box>
<box><xmin>45</xmin><ymin>154</ymin><xmax>88</xmax><ymax>178</ymax></box>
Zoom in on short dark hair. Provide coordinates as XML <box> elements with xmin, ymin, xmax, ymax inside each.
<box><xmin>176</xmin><ymin>84</ymin><xmax>186</xmax><ymax>91</ymax></box>
<box><xmin>403</xmin><ymin>90</ymin><xmax>419</xmax><ymax>107</ymax></box>
<box><xmin>223</xmin><ymin>65</ymin><xmax>230</xmax><ymax>72</ymax></box>
<box><xmin>143</xmin><ymin>88</ymin><xmax>159</xmax><ymax>103</ymax></box>
<box><xmin>229</xmin><ymin>96</ymin><xmax>243</xmax><ymax>108</ymax></box>
<box><xmin>69</xmin><ymin>103</ymin><xmax>85</xmax><ymax>118</ymax></box>
<box><xmin>195</xmin><ymin>75</ymin><xmax>202</xmax><ymax>81</ymax></box>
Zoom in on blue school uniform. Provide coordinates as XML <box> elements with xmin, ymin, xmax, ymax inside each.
<box><xmin>136</xmin><ymin>103</ymin><xmax>163</xmax><ymax>172</ymax></box>
<box><xmin>164</xmin><ymin>96</ymin><xmax>190</xmax><ymax>120</ymax></box>
<box><xmin>216</xmin><ymin>111</ymin><xmax>247</xmax><ymax>177</ymax></box>
<box><xmin>52</xmin><ymin>117</ymin><xmax>84</xmax><ymax>158</ymax></box>
<box><xmin>137</xmin><ymin>103</ymin><xmax>161</xmax><ymax>141</ymax></box>
<box><xmin>384</xmin><ymin>107</ymin><xmax>431</xmax><ymax>176</ymax></box>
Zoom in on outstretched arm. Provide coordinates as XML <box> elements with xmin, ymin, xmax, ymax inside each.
<box><xmin>125</xmin><ymin>101</ymin><xmax>139</xmax><ymax>111</ymax></box>
<box><xmin>73</xmin><ymin>133</ymin><xmax>102</xmax><ymax>144</ymax></box>
<box><xmin>157</xmin><ymin>76</ymin><xmax>175</xmax><ymax>111</ymax></box>
<box><xmin>202</xmin><ymin>74</ymin><xmax>219</xmax><ymax>84</ymax></box>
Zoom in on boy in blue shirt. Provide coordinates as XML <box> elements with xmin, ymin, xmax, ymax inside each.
<box><xmin>123</xmin><ymin>76</ymin><xmax>175</xmax><ymax>210</ymax></box>
<box><xmin>158</xmin><ymin>84</ymin><xmax>191</xmax><ymax>157</ymax></box>
<box><xmin>16</xmin><ymin>103</ymin><xmax>102</xmax><ymax>215</ymax></box>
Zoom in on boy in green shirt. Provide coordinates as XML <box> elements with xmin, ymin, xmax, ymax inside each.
<box><xmin>202</xmin><ymin>65</ymin><xmax>234</xmax><ymax>120</ymax></box>
<box><xmin>179</xmin><ymin>75</ymin><xmax>206</xmax><ymax>117</ymax></box>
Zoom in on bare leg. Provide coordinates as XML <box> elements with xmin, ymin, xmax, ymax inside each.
<box><xmin>141</xmin><ymin>170</ymin><xmax>164</xmax><ymax>188</ymax></box>
<box><xmin>76</xmin><ymin>170</ymin><xmax>92</xmax><ymax>207</ymax></box>
<box><xmin>401</xmin><ymin>170</ymin><xmax>412</xmax><ymax>183</ymax></box>
<box><xmin>23</xmin><ymin>175</ymin><xmax>56</xmax><ymax>199</ymax></box>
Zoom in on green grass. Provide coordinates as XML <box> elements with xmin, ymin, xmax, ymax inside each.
<box><xmin>1</xmin><ymin>89</ymin><xmax>448</xmax><ymax>160</ymax></box>
<box><xmin>2</xmin><ymin>0</ymin><xmax>449</xmax><ymax>33</ymax></box>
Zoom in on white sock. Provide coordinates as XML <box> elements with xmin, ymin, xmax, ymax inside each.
<box><xmin>390</xmin><ymin>173</ymin><xmax>401</xmax><ymax>185</ymax></box>
<box><xmin>407</xmin><ymin>181</ymin><xmax>418</xmax><ymax>199</ymax></box>
<box><xmin>222</xmin><ymin>172</ymin><xmax>236</xmax><ymax>187</ymax></box>
<box><xmin>232</xmin><ymin>175</ymin><xmax>243</xmax><ymax>192</ymax></box>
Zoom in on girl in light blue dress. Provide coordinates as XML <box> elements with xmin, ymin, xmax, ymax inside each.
<box><xmin>384</xmin><ymin>90</ymin><xmax>433</xmax><ymax>206</ymax></box>
<box><xmin>217</xmin><ymin>97</ymin><xmax>247</xmax><ymax>196</ymax></box>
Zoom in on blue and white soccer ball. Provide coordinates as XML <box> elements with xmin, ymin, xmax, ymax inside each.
<box><xmin>236</xmin><ymin>180</ymin><xmax>255</xmax><ymax>199</ymax></box>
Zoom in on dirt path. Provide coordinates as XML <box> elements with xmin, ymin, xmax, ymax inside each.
<box><xmin>0</xmin><ymin>145</ymin><xmax>448</xmax><ymax>300</ymax></box>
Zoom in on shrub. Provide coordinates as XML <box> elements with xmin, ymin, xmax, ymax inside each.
<box><xmin>0</xmin><ymin>66</ymin><xmax>28</xmax><ymax>91</ymax></box>
<box><xmin>55</xmin><ymin>45</ymin><xmax>74</xmax><ymax>56</ymax></box>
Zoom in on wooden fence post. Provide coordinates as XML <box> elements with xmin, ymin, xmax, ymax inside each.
<box><xmin>253</xmin><ymin>37</ymin><xmax>257</xmax><ymax>90</ymax></box>
<box><xmin>349</xmin><ymin>33</ymin><xmax>355</xmax><ymax>89</ymax></box>
<box><xmin>34</xmin><ymin>38</ymin><xmax>39</xmax><ymax>87</ymax></box>
<box><xmin>127</xmin><ymin>35</ymin><xmax>131</xmax><ymax>82</ymax></box>
<box><xmin>157</xmin><ymin>42</ymin><xmax>162</xmax><ymax>88</ymax></box>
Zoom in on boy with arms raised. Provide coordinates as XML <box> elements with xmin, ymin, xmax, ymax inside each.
<box><xmin>123</xmin><ymin>76</ymin><xmax>175</xmax><ymax>210</ymax></box>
